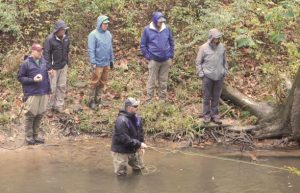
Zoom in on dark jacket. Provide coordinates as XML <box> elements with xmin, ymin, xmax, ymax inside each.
<box><xmin>111</xmin><ymin>110</ymin><xmax>145</xmax><ymax>154</ymax></box>
<box><xmin>18</xmin><ymin>56</ymin><xmax>51</xmax><ymax>101</ymax></box>
<box><xmin>140</xmin><ymin>12</ymin><xmax>174</xmax><ymax>62</ymax></box>
<box><xmin>44</xmin><ymin>20</ymin><xmax>70</xmax><ymax>70</ymax></box>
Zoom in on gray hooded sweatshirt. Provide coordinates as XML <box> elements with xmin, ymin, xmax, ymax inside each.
<box><xmin>195</xmin><ymin>28</ymin><xmax>228</xmax><ymax>81</ymax></box>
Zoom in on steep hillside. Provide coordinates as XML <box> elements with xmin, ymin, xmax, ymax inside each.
<box><xmin>0</xmin><ymin>0</ymin><xmax>299</xmax><ymax>139</ymax></box>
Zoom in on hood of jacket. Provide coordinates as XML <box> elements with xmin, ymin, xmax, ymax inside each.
<box><xmin>152</xmin><ymin>12</ymin><xmax>166</xmax><ymax>26</ymax></box>
<box><xmin>53</xmin><ymin>20</ymin><xmax>68</xmax><ymax>33</ymax></box>
<box><xmin>96</xmin><ymin>15</ymin><xmax>109</xmax><ymax>33</ymax></box>
<box><xmin>208</xmin><ymin>28</ymin><xmax>222</xmax><ymax>43</ymax></box>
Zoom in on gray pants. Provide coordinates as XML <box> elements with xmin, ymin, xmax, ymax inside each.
<box><xmin>48</xmin><ymin>65</ymin><xmax>68</xmax><ymax>110</ymax></box>
<box><xmin>202</xmin><ymin>77</ymin><xmax>224</xmax><ymax>119</ymax></box>
<box><xmin>111</xmin><ymin>151</ymin><xmax>144</xmax><ymax>176</ymax></box>
<box><xmin>147</xmin><ymin>59</ymin><xmax>171</xmax><ymax>101</ymax></box>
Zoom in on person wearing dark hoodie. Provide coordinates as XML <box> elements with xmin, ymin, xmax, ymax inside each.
<box><xmin>87</xmin><ymin>15</ymin><xmax>114</xmax><ymax>109</ymax></box>
<box><xmin>111</xmin><ymin>97</ymin><xmax>148</xmax><ymax>176</ymax></box>
<box><xmin>44</xmin><ymin>20</ymin><xmax>70</xmax><ymax>115</ymax></box>
<box><xmin>140</xmin><ymin>12</ymin><xmax>174</xmax><ymax>102</ymax></box>
<box><xmin>195</xmin><ymin>28</ymin><xmax>228</xmax><ymax>125</ymax></box>
<box><xmin>18</xmin><ymin>43</ymin><xmax>51</xmax><ymax>145</ymax></box>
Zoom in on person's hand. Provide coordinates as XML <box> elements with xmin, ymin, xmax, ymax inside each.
<box><xmin>139</xmin><ymin>148</ymin><xmax>145</xmax><ymax>156</ymax></box>
<box><xmin>33</xmin><ymin>74</ymin><xmax>43</xmax><ymax>82</ymax></box>
<box><xmin>90</xmin><ymin>64</ymin><xmax>96</xmax><ymax>72</ymax></box>
<box><xmin>199</xmin><ymin>74</ymin><xmax>204</xmax><ymax>80</ymax></box>
<box><xmin>48</xmin><ymin>69</ymin><xmax>55</xmax><ymax>77</ymax></box>
<box><xmin>141</xmin><ymin>142</ymin><xmax>148</xmax><ymax>149</ymax></box>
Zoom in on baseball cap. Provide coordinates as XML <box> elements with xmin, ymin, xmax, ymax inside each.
<box><xmin>102</xmin><ymin>19</ymin><xmax>110</xmax><ymax>24</ymax></box>
<box><xmin>157</xmin><ymin>17</ymin><xmax>166</xmax><ymax>23</ymax></box>
<box><xmin>31</xmin><ymin>43</ymin><xmax>43</xmax><ymax>52</ymax></box>
<box><xmin>124</xmin><ymin>97</ymin><xmax>140</xmax><ymax>108</ymax></box>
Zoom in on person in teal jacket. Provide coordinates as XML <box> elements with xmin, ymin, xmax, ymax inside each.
<box><xmin>87</xmin><ymin>15</ymin><xmax>114</xmax><ymax>109</ymax></box>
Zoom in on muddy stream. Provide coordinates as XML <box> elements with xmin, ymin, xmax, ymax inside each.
<box><xmin>0</xmin><ymin>138</ymin><xmax>299</xmax><ymax>193</ymax></box>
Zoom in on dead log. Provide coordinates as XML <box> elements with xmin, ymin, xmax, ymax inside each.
<box><xmin>222</xmin><ymin>85</ymin><xmax>274</xmax><ymax>119</ymax></box>
<box><xmin>221</xmin><ymin>66</ymin><xmax>300</xmax><ymax>142</ymax></box>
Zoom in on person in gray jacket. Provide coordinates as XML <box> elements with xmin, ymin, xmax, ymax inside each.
<box><xmin>196</xmin><ymin>28</ymin><xmax>228</xmax><ymax>124</ymax></box>
<box><xmin>44</xmin><ymin>20</ymin><xmax>70</xmax><ymax>114</ymax></box>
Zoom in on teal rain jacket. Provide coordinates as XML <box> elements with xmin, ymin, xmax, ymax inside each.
<box><xmin>88</xmin><ymin>15</ymin><xmax>114</xmax><ymax>67</ymax></box>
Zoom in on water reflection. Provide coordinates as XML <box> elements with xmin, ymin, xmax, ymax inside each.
<box><xmin>0</xmin><ymin>139</ymin><xmax>299</xmax><ymax>193</ymax></box>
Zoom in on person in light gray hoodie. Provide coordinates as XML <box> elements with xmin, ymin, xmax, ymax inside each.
<box><xmin>196</xmin><ymin>28</ymin><xmax>228</xmax><ymax>124</ymax></box>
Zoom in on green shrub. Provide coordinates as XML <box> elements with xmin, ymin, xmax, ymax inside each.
<box><xmin>0</xmin><ymin>2</ymin><xmax>21</xmax><ymax>37</ymax></box>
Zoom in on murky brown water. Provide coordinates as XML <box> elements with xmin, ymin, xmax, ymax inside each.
<box><xmin>0</xmin><ymin>138</ymin><xmax>299</xmax><ymax>193</ymax></box>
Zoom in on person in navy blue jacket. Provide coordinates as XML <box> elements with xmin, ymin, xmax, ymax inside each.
<box><xmin>18</xmin><ymin>43</ymin><xmax>51</xmax><ymax>145</ymax></box>
<box><xmin>111</xmin><ymin>97</ymin><xmax>148</xmax><ymax>176</ymax></box>
<box><xmin>140</xmin><ymin>12</ymin><xmax>174</xmax><ymax>102</ymax></box>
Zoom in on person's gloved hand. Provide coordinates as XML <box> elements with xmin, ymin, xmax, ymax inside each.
<box><xmin>33</xmin><ymin>74</ymin><xmax>43</xmax><ymax>82</ymax></box>
<box><xmin>141</xmin><ymin>142</ymin><xmax>148</xmax><ymax>149</ymax></box>
<box><xmin>90</xmin><ymin>64</ymin><xmax>96</xmax><ymax>72</ymax></box>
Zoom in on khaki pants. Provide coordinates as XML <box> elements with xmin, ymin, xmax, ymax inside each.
<box><xmin>24</xmin><ymin>95</ymin><xmax>49</xmax><ymax>116</ymax></box>
<box><xmin>24</xmin><ymin>95</ymin><xmax>49</xmax><ymax>141</ymax></box>
<box><xmin>111</xmin><ymin>151</ymin><xmax>144</xmax><ymax>176</ymax></box>
<box><xmin>89</xmin><ymin>66</ymin><xmax>110</xmax><ymax>104</ymax></box>
<box><xmin>147</xmin><ymin>59</ymin><xmax>171</xmax><ymax>101</ymax></box>
<box><xmin>48</xmin><ymin>65</ymin><xmax>68</xmax><ymax>110</ymax></box>
<box><xmin>91</xmin><ymin>66</ymin><xmax>110</xmax><ymax>89</ymax></box>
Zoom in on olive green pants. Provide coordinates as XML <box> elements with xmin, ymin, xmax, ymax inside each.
<box><xmin>111</xmin><ymin>151</ymin><xmax>144</xmax><ymax>176</ymax></box>
<box><xmin>24</xmin><ymin>95</ymin><xmax>48</xmax><ymax>141</ymax></box>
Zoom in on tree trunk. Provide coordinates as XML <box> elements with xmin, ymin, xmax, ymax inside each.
<box><xmin>254</xmin><ymin>66</ymin><xmax>300</xmax><ymax>141</ymax></box>
<box><xmin>290</xmin><ymin>69</ymin><xmax>300</xmax><ymax>140</ymax></box>
<box><xmin>222</xmin><ymin>85</ymin><xmax>274</xmax><ymax>118</ymax></box>
<box><xmin>222</xmin><ymin>67</ymin><xmax>300</xmax><ymax>141</ymax></box>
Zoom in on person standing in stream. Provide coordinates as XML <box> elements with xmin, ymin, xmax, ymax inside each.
<box><xmin>111</xmin><ymin>97</ymin><xmax>147</xmax><ymax>176</ymax></box>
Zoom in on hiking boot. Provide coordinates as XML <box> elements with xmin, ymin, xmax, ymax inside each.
<box><xmin>34</xmin><ymin>138</ymin><xmax>45</xmax><ymax>144</ymax></box>
<box><xmin>53</xmin><ymin>109</ymin><xmax>64</xmax><ymax>114</ymax></box>
<box><xmin>203</xmin><ymin>117</ymin><xmax>211</xmax><ymax>124</ymax></box>
<box><xmin>212</xmin><ymin>118</ymin><xmax>222</xmax><ymax>125</ymax></box>
<box><xmin>95</xmin><ymin>98</ymin><xmax>102</xmax><ymax>105</ymax></box>
<box><xmin>46</xmin><ymin>109</ymin><xmax>54</xmax><ymax>118</ymax></box>
<box><xmin>26</xmin><ymin>139</ymin><xmax>36</xmax><ymax>145</ymax></box>
<box><xmin>89</xmin><ymin>101</ymin><xmax>97</xmax><ymax>110</ymax></box>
